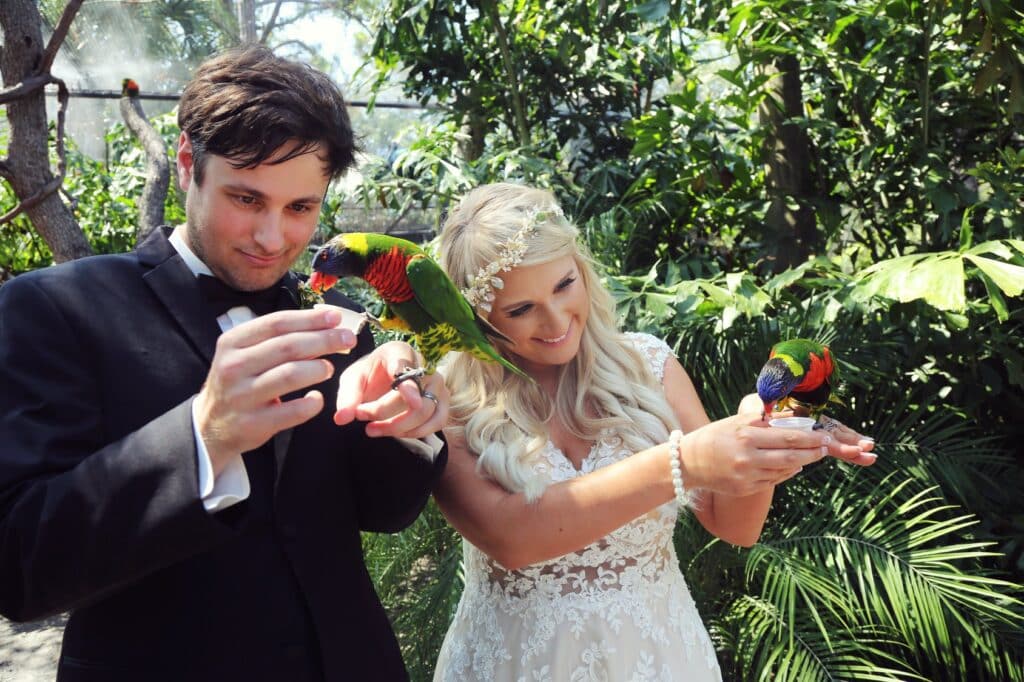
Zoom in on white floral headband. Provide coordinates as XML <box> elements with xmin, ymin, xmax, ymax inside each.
<box><xmin>461</xmin><ymin>204</ymin><xmax>564</xmax><ymax>313</ymax></box>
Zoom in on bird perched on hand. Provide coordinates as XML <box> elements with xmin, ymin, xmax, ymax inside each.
<box><xmin>756</xmin><ymin>338</ymin><xmax>840</xmax><ymax>420</ymax></box>
<box><xmin>308</xmin><ymin>233</ymin><xmax>529</xmax><ymax>380</ymax></box>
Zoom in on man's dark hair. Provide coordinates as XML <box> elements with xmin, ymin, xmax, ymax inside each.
<box><xmin>178</xmin><ymin>45</ymin><xmax>358</xmax><ymax>184</ymax></box>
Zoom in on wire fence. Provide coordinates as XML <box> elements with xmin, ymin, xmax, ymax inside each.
<box><xmin>321</xmin><ymin>204</ymin><xmax>438</xmax><ymax>245</ymax></box>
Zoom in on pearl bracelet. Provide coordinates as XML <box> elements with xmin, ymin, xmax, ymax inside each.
<box><xmin>667</xmin><ymin>429</ymin><xmax>691</xmax><ymax>508</ymax></box>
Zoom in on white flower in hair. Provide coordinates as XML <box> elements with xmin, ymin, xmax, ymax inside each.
<box><xmin>461</xmin><ymin>204</ymin><xmax>564</xmax><ymax>312</ymax></box>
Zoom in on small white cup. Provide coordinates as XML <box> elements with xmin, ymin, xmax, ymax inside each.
<box><xmin>769</xmin><ymin>416</ymin><xmax>817</xmax><ymax>432</ymax></box>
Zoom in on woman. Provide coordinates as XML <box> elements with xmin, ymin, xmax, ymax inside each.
<box><xmin>433</xmin><ymin>183</ymin><xmax>875</xmax><ymax>681</ymax></box>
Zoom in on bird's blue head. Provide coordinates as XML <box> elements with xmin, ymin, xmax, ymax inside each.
<box><xmin>308</xmin><ymin>237</ymin><xmax>363</xmax><ymax>293</ymax></box>
<box><xmin>756</xmin><ymin>357</ymin><xmax>799</xmax><ymax>419</ymax></box>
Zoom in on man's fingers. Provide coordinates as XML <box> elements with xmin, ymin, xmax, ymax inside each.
<box><xmin>213</xmin><ymin>323</ymin><xmax>354</xmax><ymax>393</ymax></box>
<box><xmin>250</xmin><ymin>358</ymin><xmax>334</xmax><ymax>402</ymax></box>
<box><xmin>220</xmin><ymin>308</ymin><xmax>345</xmax><ymax>349</ymax></box>
<box><xmin>259</xmin><ymin>390</ymin><xmax>325</xmax><ymax>433</ymax></box>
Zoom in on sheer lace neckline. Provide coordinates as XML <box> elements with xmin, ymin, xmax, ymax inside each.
<box><xmin>542</xmin><ymin>429</ymin><xmax>619</xmax><ymax>477</ymax></box>
<box><xmin>546</xmin><ymin>438</ymin><xmax>600</xmax><ymax>474</ymax></box>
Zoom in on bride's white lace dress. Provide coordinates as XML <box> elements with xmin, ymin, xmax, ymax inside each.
<box><xmin>434</xmin><ymin>333</ymin><xmax>722</xmax><ymax>682</ymax></box>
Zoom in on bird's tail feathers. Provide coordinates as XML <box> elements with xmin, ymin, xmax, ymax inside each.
<box><xmin>498</xmin><ymin>354</ymin><xmax>532</xmax><ymax>382</ymax></box>
<box><xmin>471</xmin><ymin>344</ymin><xmax>532</xmax><ymax>382</ymax></box>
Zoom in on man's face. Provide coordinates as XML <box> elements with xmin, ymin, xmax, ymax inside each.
<box><xmin>177</xmin><ymin>132</ymin><xmax>331</xmax><ymax>291</ymax></box>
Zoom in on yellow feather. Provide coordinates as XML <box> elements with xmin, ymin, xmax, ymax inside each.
<box><xmin>343</xmin><ymin>232</ymin><xmax>369</xmax><ymax>254</ymax></box>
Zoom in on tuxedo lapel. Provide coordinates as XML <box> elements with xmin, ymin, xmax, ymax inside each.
<box><xmin>138</xmin><ymin>228</ymin><xmax>221</xmax><ymax>364</ymax></box>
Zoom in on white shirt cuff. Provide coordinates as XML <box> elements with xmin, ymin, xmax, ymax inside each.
<box><xmin>396</xmin><ymin>433</ymin><xmax>444</xmax><ymax>462</ymax></box>
<box><xmin>191</xmin><ymin>400</ymin><xmax>250</xmax><ymax>512</ymax></box>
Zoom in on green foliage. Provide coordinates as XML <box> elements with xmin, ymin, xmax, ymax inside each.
<box><xmin>0</xmin><ymin>111</ymin><xmax>185</xmax><ymax>277</ymax></box>
<box><xmin>648</xmin><ymin>280</ymin><xmax>1024</xmax><ymax>680</ymax></box>
<box><xmin>352</xmin><ymin>0</ymin><xmax>1024</xmax><ymax>679</ymax></box>
<box><xmin>40</xmin><ymin>0</ymin><xmax>232</xmax><ymax>88</ymax></box>
<box><xmin>362</xmin><ymin>502</ymin><xmax>462</xmax><ymax>681</ymax></box>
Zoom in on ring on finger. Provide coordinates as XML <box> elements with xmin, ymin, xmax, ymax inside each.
<box><xmin>421</xmin><ymin>390</ymin><xmax>440</xmax><ymax>411</ymax></box>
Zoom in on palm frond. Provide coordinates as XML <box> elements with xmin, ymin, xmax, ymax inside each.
<box><xmin>745</xmin><ymin>471</ymin><xmax>1024</xmax><ymax>681</ymax></box>
<box><xmin>717</xmin><ymin>594</ymin><xmax>925</xmax><ymax>681</ymax></box>
<box><xmin>362</xmin><ymin>501</ymin><xmax>463</xmax><ymax>680</ymax></box>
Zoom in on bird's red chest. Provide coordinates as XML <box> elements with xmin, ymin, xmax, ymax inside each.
<box><xmin>794</xmin><ymin>348</ymin><xmax>834</xmax><ymax>390</ymax></box>
<box><xmin>364</xmin><ymin>247</ymin><xmax>415</xmax><ymax>303</ymax></box>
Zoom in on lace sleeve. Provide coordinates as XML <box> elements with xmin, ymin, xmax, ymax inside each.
<box><xmin>624</xmin><ymin>332</ymin><xmax>674</xmax><ymax>382</ymax></box>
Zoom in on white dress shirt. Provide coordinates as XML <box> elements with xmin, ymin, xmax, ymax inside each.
<box><xmin>168</xmin><ymin>229</ymin><xmax>442</xmax><ymax>512</ymax></box>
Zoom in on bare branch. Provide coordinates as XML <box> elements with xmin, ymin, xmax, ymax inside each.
<box><xmin>53</xmin><ymin>77</ymin><xmax>69</xmax><ymax>181</ymax></box>
<box><xmin>59</xmin><ymin>185</ymin><xmax>78</xmax><ymax>210</ymax></box>
<box><xmin>385</xmin><ymin>202</ymin><xmax>414</xmax><ymax>235</ymax></box>
<box><xmin>260</xmin><ymin>0</ymin><xmax>285</xmax><ymax>44</ymax></box>
<box><xmin>0</xmin><ymin>74</ymin><xmax>51</xmax><ymax>105</ymax></box>
<box><xmin>39</xmin><ymin>0</ymin><xmax>86</xmax><ymax>74</ymax></box>
<box><xmin>120</xmin><ymin>85</ymin><xmax>170</xmax><ymax>243</ymax></box>
<box><xmin>0</xmin><ymin>76</ymin><xmax>70</xmax><ymax>227</ymax></box>
<box><xmin>255</xmin><ymin>0</ymin><xmax>372</xmax><ymax>34</ymax></box>
<box><xmin>272</xmin><ymin>39</ymin><xmax>319</xmax><ymax>57</ymax></box>
<box><xmin>0</xmin><ymin>176</ymin><xmax>63</xmax><ymax>226</ymax></box>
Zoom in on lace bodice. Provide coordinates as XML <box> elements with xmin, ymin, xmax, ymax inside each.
<box><xmin>434</xmin><ymin>333</ymin><xmax>721</xmax><ymax>682</ymax></box>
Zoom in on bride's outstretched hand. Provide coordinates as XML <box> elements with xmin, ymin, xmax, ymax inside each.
<box><xmin>678</xmin><ymin>413</ymin><xmax>876</xmax><ymax>497</ymax></box>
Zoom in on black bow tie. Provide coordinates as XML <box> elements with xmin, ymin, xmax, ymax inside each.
<box><xmin>197</xmin><ymin>274</ymin><xmax>294</xmax><ymax>317</ymax></box>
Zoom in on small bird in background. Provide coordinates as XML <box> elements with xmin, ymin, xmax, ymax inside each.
<box><xmin>122</xmin><ymin>78</ymin><xmax>140</xmax><ymax>97</ymax></box>
<box><xmin>308</xmin><ymin>233</ymin><xmax>529</xmax><ymax>382</ymax></box>
<box><xmin>756</xmin><ymin>338</ymin><xmax>841</xmax><ymax>421</ymax></box>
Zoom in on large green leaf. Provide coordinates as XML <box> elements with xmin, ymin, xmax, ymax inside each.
<box><xmin>964</xmin><ymin>255</ymin><xmax>1024</xmax><ymax>298</ymax></box>
<box><xmin>853</xmin><ymin>254</ymin><xmax>966</xmax><ymax>311</ymax></box>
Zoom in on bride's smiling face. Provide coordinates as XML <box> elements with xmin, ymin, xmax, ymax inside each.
<box><xmin>487</xmin><ymin>254</ymin><xmax>589</xmax><ymax>379</ymax></box>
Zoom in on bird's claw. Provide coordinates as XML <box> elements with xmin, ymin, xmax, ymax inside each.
<box><xmin>365</xmin><ymin>312</ymin><xmax>385</xmax><ymax>331</ymax></box>
<box><xmin>391</xmin><ymin>366</ymin><xmax>426</xmax><ymax>392</ymax></box>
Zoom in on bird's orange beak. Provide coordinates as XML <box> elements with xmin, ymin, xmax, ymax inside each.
<box><xmin>308</xmin><ymin>271</ymin><xmax>338</xmax><ymax>294</ymax></box>
<box><xmin>761</xmin><ymin>402</ymin><xmax>775</xmax><ymax>421</ymax></box>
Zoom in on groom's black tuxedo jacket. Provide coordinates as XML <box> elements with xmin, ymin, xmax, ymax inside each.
<box><xmin>0</xmin><ymin>228</ymin><xmax>446</xmax><ymax>681</ymax></box>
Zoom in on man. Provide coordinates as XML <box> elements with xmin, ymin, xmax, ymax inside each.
<box><xmin>0</xmin><ymin>46</ymin><xmax>447</xmax><ymax>681</ymax></box>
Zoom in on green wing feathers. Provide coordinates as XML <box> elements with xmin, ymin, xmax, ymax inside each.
<box><xmin>405</xmin><ymin>254</ymin><xmax>528</xmax><ymax>379</ymax></box>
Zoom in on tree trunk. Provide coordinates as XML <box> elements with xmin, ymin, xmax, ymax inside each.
<box><xmin>481</xmin><ymin>0</ymin><xmax>530</xmax><ymax>147</ymax></box>
<box><xmin>758</xmin><ymin>54</ymin><xmax>819</xmax><ymax>274</ymax></box>
<box><xmin>0</xmin><ymin>0</ymin><xmax>92</xmax><ymax>263</ymax></box>
<box><xmin>120</xmin><ymin>89</ymin><xmax>169</xmax><ymax>245</ymax></box>
<box><xmin>237</xmin><ymin>0</ymin><xmax>258</xmax><ymax>44</ymax></box>
<box><xmin>459</xmin><ymin>107</ymin><xmax>488</xmax><ymax>163</ymax></box>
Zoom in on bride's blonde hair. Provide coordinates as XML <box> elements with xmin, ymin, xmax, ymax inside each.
<box><xmin>439</xmin><ymin>183</ymin><xmax>679</xmax><ymax>500</ymax></box>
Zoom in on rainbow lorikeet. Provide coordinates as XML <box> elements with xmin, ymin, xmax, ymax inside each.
<box><xmin>307</xmin><ymin>233</ymin><xmax>528</xmax><ymax>380</ymax></box>
<box><xmin>755</xmin><ymin>338</ymin><xmax>840</xmax><ymax>420</ymax></box>
<box><xmin>121</xmin><ymin>78</ymin><xmax>140</xmax><ymax>97</ymax></box>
